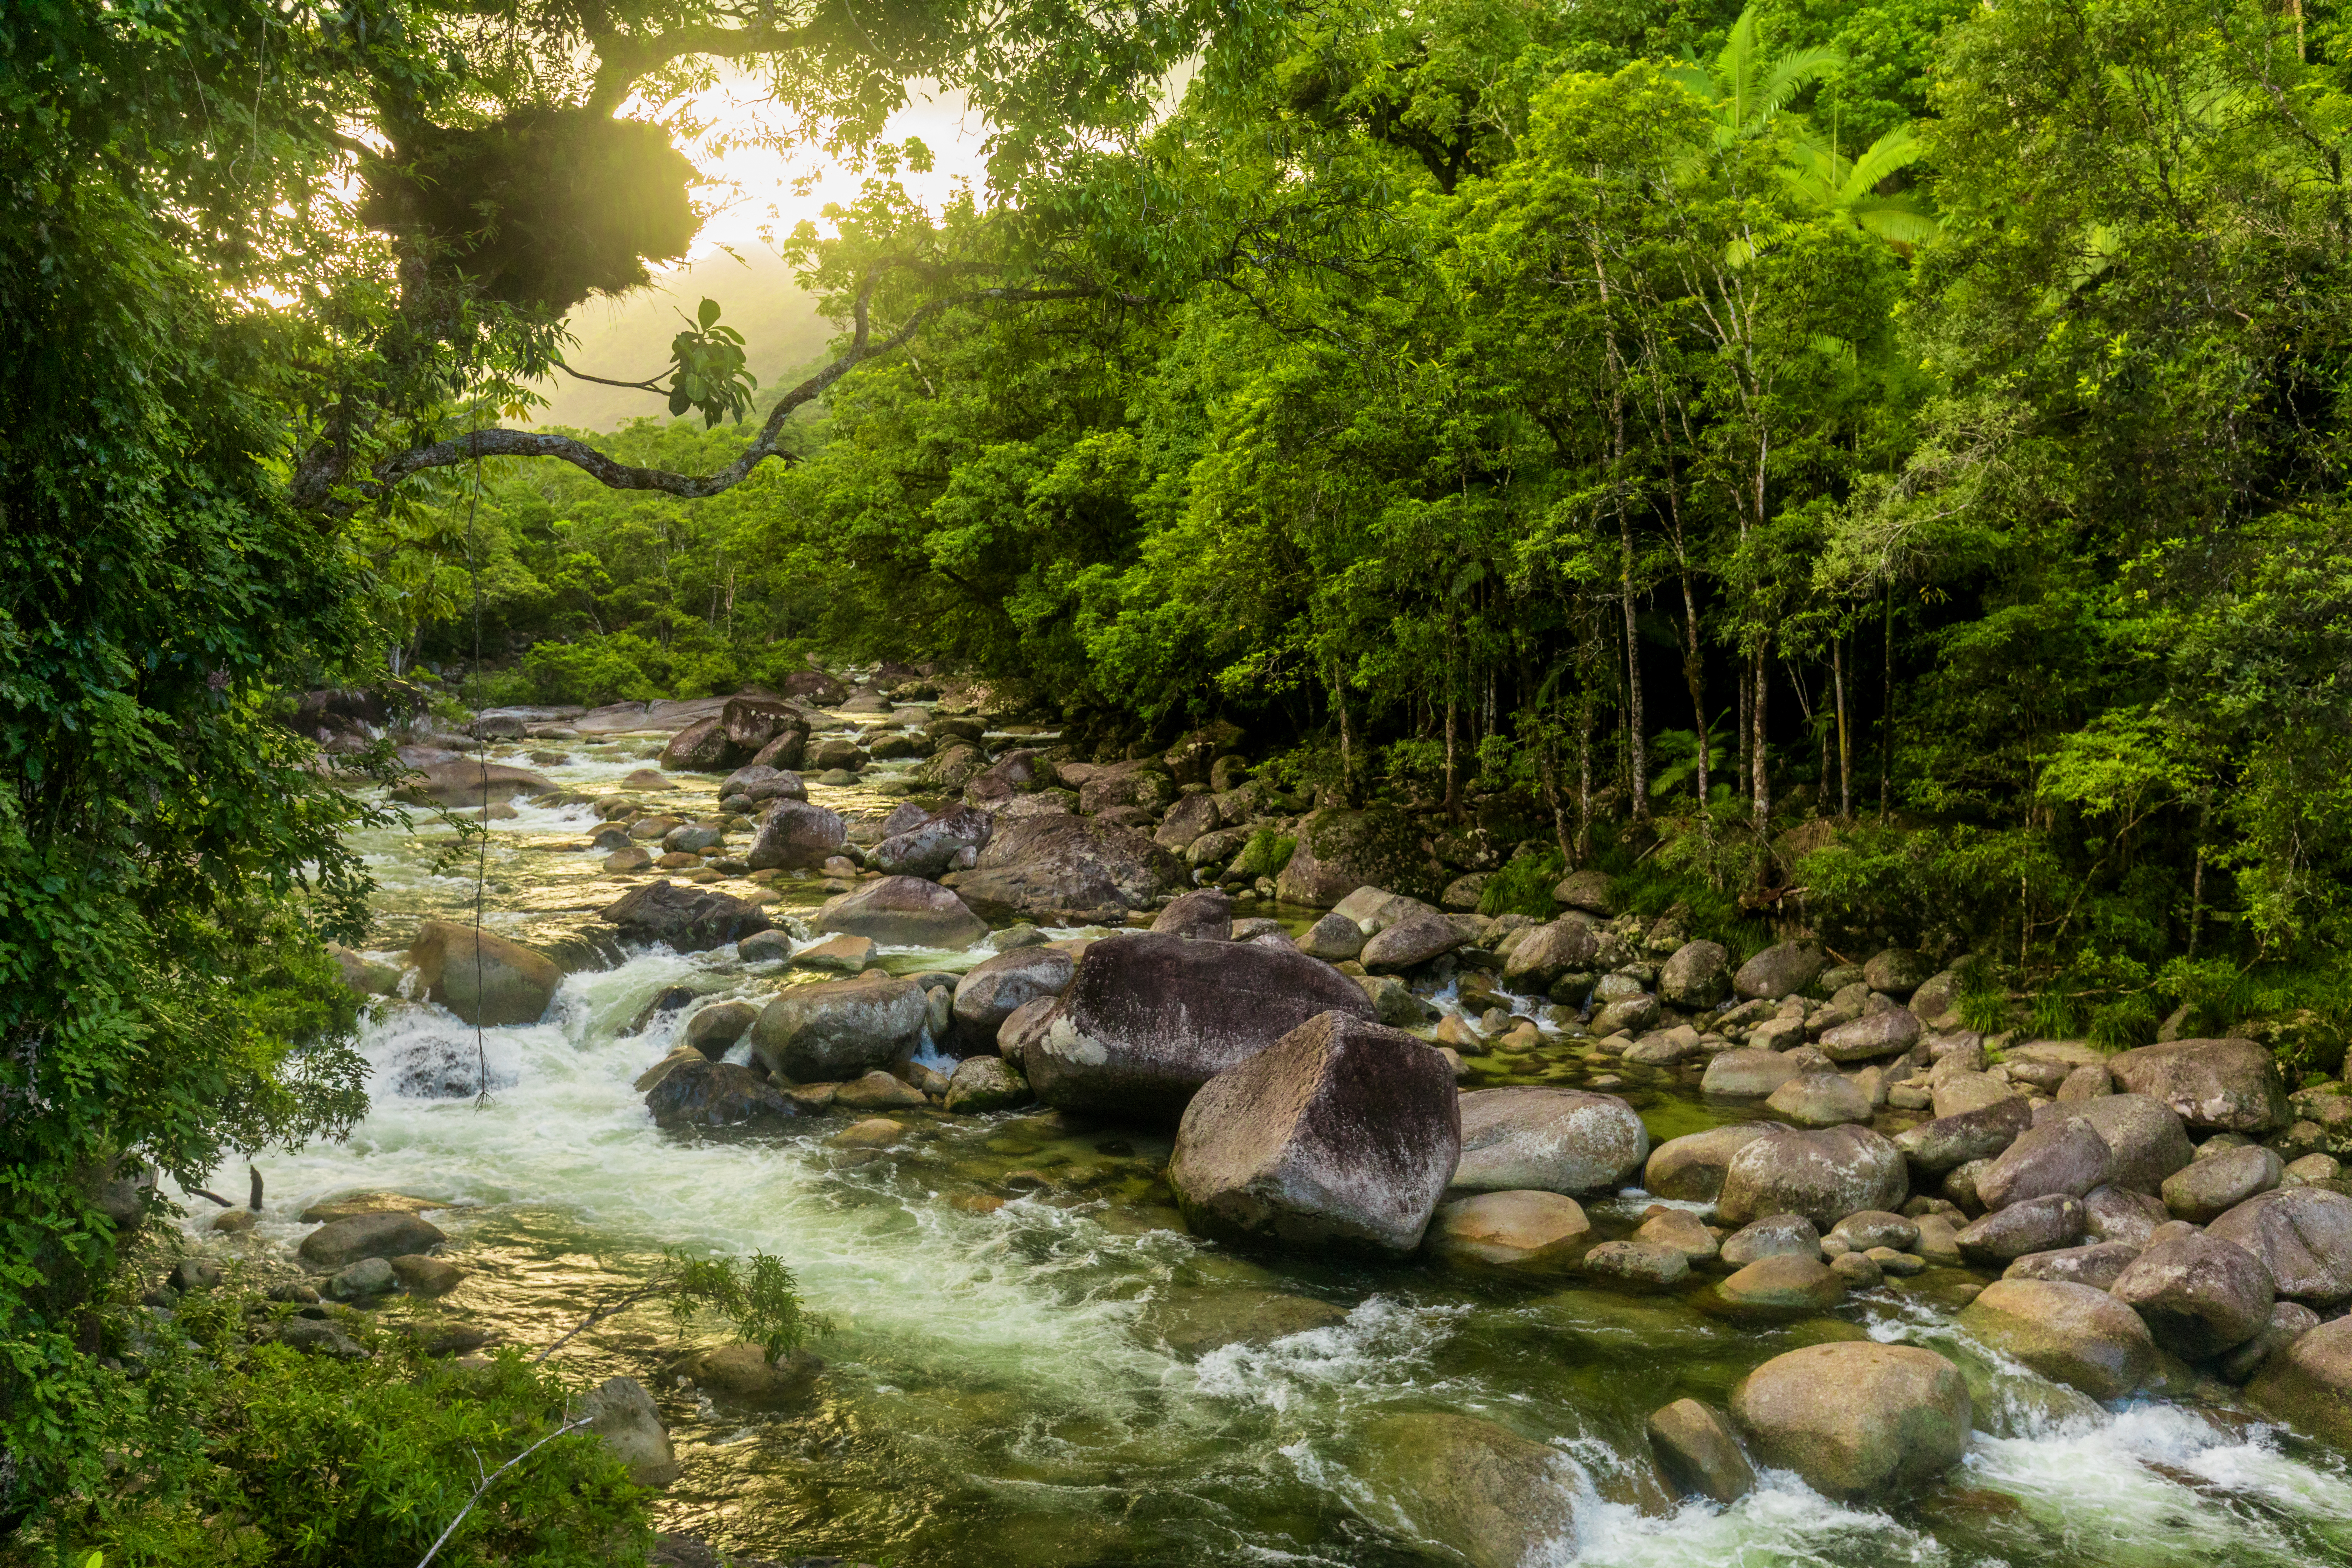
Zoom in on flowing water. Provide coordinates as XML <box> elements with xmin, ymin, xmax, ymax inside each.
<box><xmin>170</xmin><ymin>725</ymin><xmax>2352</xmax><ymax>1567</ymax></box>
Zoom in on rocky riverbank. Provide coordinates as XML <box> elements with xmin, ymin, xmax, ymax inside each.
<box><xmin>180</xmin><ymin>670</ymin><xmax>2352</xmax><ymax>1565</ymax></box>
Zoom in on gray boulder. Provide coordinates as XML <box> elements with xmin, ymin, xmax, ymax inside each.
<box><xmin>2110</xmin><ymin>1231</ymin><xmax>2277</xmax><ymax>1358</ymax></box>
<box><xmin>392</xmin><ymin>760</ymin><xmax>554</xmax><ymax>807</ymax></box>
<box><xmin>1767</xmin><ymin>1072</ymin><xmax>1873</xmax><ymax>1127</ymax></box>
<box><xmin>1363</xmin><ymin>1413</ymin><xmax>1580</xmax><ymax>1568</ymax></box>
<box><xmin>1500</xmin><ymin>917</ymin><xmax>1600</xmax><ymax>989</ymax></box>
<box><xmin>1021</xmin><ymin>931</ymin><xmax>1376</xmax><ymax>1122</ymax></box>
<box><xmin>2065</xmin><ymin>1093</ymin><xmax>2194</xmax><ymax>1192</ymax></box>
<box><xmin>300</xmin><ymin>1211</ymin><xmax>447</xmax><ymax>1269</ymax></box>
<box><xmin>1817</xmin><ymin>1007</ymin><xmax>1922</xmax><ymax>1062</ymax></box>
<box><xmin>2246</xmin><ymin>1314</ymin><xmax>2352</xmax><ymax>1446</ymax></box>
<box><xmin>1452</xmin><ymin>1087</ymin><xmax>1648</xmax><ymax>1195</ymax></box>
<box><xmin>2162</xmin><ymin>1144</ymin><xmax>2283</xmax><ymax>1223</ymax></box>
<box><xmin>405</xmin><ymin>920</ymin><xmax>561</xmax><ymax>1027</ymax></box>
<box><xmin>1295</xmin><ymin>910</ymin><xmax>1366</xmax><ymax>962</ymax></box>
<box><xmin>955</xmin><ymin>815</ymin><xmax>1185</xmax><ymax>923</ymax></box>
<box><xmin>2106</xmin><ymin>1038</ymin><xmax>2290</xmax><ymax>1132</ymax></box>
<box><xmin>1647</xmin><ymin>1400</ymin><xmax>1755</xmax><ymax>1506</ymax></box>
<box><xmin>944</xmin><ymin>1054</ymin><xmax>1033</xmax><ymax>1113</ymax></box>
<box><xmin>1150</xmin><ymin>888</ymin><xmax>1233</xmax><ymax>940</ymax></box>
<box><xmin>1958</xmin><ymin>1278</ymin><xmax>2158</xmax><ymax>1401</ymax></box>
<box><xmin>1862</xmin><ymin>948</ymin><xmax>1933</xmax><ymax>999</ymax></box>
<box><xmin>1169</xmin><ymin>1011</ymin><xmax>1459</xmax><ymax>1257</ymax></box>
<box><xmin>1955</xmin><ymin>1194</ymin><xmax>2085</xmax><ymax>1264</ymax></box>
<box><xmin>1732</xmin><ymin>942</ymin><xmax>1827</xmax><ymax>1001</ymax></box>
<box><xmin>1720</xmin><ymin>1214</ymin><xmax>1823</xmax><ymax>1269</ymax></box>
<box><xmin>583</xmin><ymin>1376</ymin><xmax>680</xmax><ymax>1487</ymax></box>
<box><xmin>745</xmin><ymin>800</ymin><xmax>848</xmax><ymax>870</ymax></box>
<box><xmin>751</xmin><ymin>973</ymin><xmax>927</xmax><ymax>1082</ymax></box>
<box><xmin>1658</xmin><ymin>940</ymin><xmax>1731</xmax><ymax>1009</ymax></box>
<box><xmin>1978</xmin><ymin>1116</ymin><xmax>2115</xmax><ymax>1211</ymax></box>
<box><xmin>1729</xmin><ymin>1343</ymin><xmax>1971</xmax><ymax>1499</ymax></box>
<box><xmin>814</xmin><ymin>876</ymin><xmax>988</xmax><ymax>949</ymax></box>
<box><xmin>644</xmin><ymin>1059</ymin><xmax>799</xmax><ymax>1127</ymax></box>
<box><xmin>1895</xmin><ymin>1096</ymin><xmax>2033</xmax><ymax>1175</ymax></box>
<box><xmin>2083</xmin><ymin>1183</ymin><xmax>2172</xmax><ymax>1247</ymax></box>
<box><xmin>1644</xmin><ymin>1125</ymin><xmax>1776</xmax><ymax>1202</ymax></box>
<box><xmin>1360</xmin><ymin>909</ymin><xmax>1467</xmax><ymax>972</ymax></box>
<box><xmin>2204</xmin><ymin>1187</ymin><xmax>2352</xmax><ymax>1307</ymax></box>
<box><xmin>1716</xmin><ymin>1126</ymin><xmax>1909</xmax><ymax>1229</ymax></box>
<box><xmin>599</xmin><ymin>881</ymin><xmax>773</xmax><ymax>953</ymax></box>
<box><xmin>869</xmin><ymin>804</ymin><xmax>994</xmax><ymax>877</ymax></box>
<box><xmin>951</xmin><ymin>945</ymin><xmax>1077</xmax><ymax>1049</ymax></box>
<box><xmin>1273</xmin><ymin>808</ymin><xmax>1444</xmax><ymax>906</ymax></box>
<box><xmin>685</xmin><ymin>1000</ymin><xmax>758</xmax><ymax>1058</ymax></box>
<box><xmin>1701</xmin><ymin>1048</ymin><xmax>1801</xmax><ymax>1097</ymax></box>
<box><xmin>2003</xmin><ymin>1241</ymin><xmax>2141</xmax><ymax>1292</ymax></box>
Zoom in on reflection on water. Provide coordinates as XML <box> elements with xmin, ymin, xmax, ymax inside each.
<box><xmin>169</xmin><ymin>731</ymin><xmax>2352</xmax><ymax>1567</ymax></box>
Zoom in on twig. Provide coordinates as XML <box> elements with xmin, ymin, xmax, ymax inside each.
<box><xmin>190</xmin><ymin>1188</ymin><xmax>234</xmax><ymax>1208</ymax></box>
<box><xmin>531</xmin><ymin>1284</ymin><xmax>666</xmax><ymax>1365</ymax></box>
<box><xmin>414</xmin><ymin>1408</ymin><xmax>594</xmax><ymax>1568</ymax></box>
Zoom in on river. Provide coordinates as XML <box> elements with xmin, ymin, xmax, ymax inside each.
<box><xmin>172</xmin><ymin>719</ymin><xmax>2352</xmax><ymax>1567</ymax></box>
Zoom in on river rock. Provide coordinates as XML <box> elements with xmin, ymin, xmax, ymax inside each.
<box><xmin>1862</xmin><ymin>948</ymin><xmax>1933</xmax><ymax>999</ymax></box>
<box><xmin>1767</xmin><ymin>1072</ymin><xmax>1873</xmax><ymax>1127</ymax></box>
<box><xmin>1452</xmin><ymin>1087</ymin><xmax>1647</xmax><ymax>1195</ymax></box>
<box><xmin>944</xmin><ymin>1054</ymin><xmax>1033</xmax><ymax>1113</ymax></box>
<box><xmin>965</xmin><ymin>747</ymin><xmax>1056</xmax><ymax>808</ymax></box>
<box><xmin>1720</xmin><ymin>1214</ymin><xmax>1823</xmax><ymax>1268</ymax></box>
<box><xmin>1150</xmin><ymin>887</ymin><xmax>1233</xmax><ymax>941</ymax></box>
<box><xmin>1817</xmin><ymin>1007</ymin><xmax>1922</xmax><ymax>1062</ymax></box>
<box><xmin>1635</xmin><ymin>1207</ymin><xmax>1720</xmax><ymax>1263</ymax></box>
<box><xmin>583</xmin><ymin>1376</ymin><xmax>680</xmax><ymax>1486</ymax></box>
<box><xmin>1582</xmin><ymin>1239</ymin><xmax>1691</xmax><ymax>1286</ymax></box>
<box><xmin>2004</xmin><ymin>1241</ymin><xmax>2141</xmax><ymax>1291</ymax></box>
<box><xmin>1716</xmin><ymin>1126</ymin><xmax>1908</xmax><ymax>1229</ymax></box>
<box><xmin>1500</xmin><ymin>916</ymin><xmax>1601</xmax><ymax>989</ymax></box>
<box><xmin>752</xmin><ymin>973</ymin><xmax>927</xmax><ymax>1082</ymax></box>
<box><xmin>658</xmin><ymin>718</ymin><xmax>731</xmax><ymax>772</ymax></box>
<box><xmin>1644</xmin><ymin>1125</ymin><xmax>1776</xmax><ymax>1202</ymax></box>
<box><xmin>2084</xmin><ymin>1182</ymin><xmax>2172</xmax><ymax>1246</ymax></box>
<box><xmin>686</xmin><ymin>1000</ymin><xmax>758</xmax><ymax>1058</ymax></box>
<box><xmin>814</xmin><ymin>875</ymin><xmax>987</xmax><ymax>949</ymax></box>
<box><xmin>1168</xmin><ymin>1010</ymin><xmax>1459</xmax><ymax>1257</ymax></box>
<box><xmin>2110</xmin><ymin>1231</ymin><xmax>2277</xmax><ymax>1357</ymax></box>
<box><xmin>1979</xmin><ymin>1116</ymin><xmax>2115</xmax><ymax>1210</ymax></box>
<box><xmin>955</xmin><ymin>815</ymin><xmax>1184</xmax><ymax>922</ymax></box>
<box><xmin>2063</xmin><ymin>1093</ymin><xmax>2195</xmax><ymax>1192</ymax></box>
<box><xmin>1021</xmin><ymin>931</ymin><xmax>1375</xmax><ymax>1122</ymax></box>
<box><xmin>1647</xmin><ymin>1400</ymin><xmax>1755</xmax><ymax>1505</ymax></box>
<box><xmin>1893</xmin><ymin>1096</ymin><xmax>2033</xmax><ymax>1175</ymax></box>
<box><xmin>644</xmin><ymin>1059</ymin><xmax>799</xmax><ymax>1126</ymax></box>
<box><xmin>2204</xmin><ymin>1187</ymin><xmax>2352</xmax><ymax>1306</ymax></box>
<box><xmin>325</xmin><ymin>1256</ymin><xmax>394</xmax><ymax>1300</ymax></box>
<box><xmin>1360</xmin><ymin>909</ymin><xmax>1467</xmax><ymax>972</ymax></box>
<box><xmin>1658</xmin><ymin>940</ymin><xmax>1731</xmax><ymax>1009</ymax></box>
<box><xmin>1701</xmin><ymin>1048</ymin><xmax>1799</xmax><ymax>1097</ymax></box>
<box><xmin>951</xmin><ymin>946</ymin><xmax>1076</xmax><ymax>1049</ymax></box>
<box><xmin>1716</xmin><ymin>1254</ymin><xmax>1844</xmax><ymax>1311</ymax></box>
<box><xmin>393</xmin><ymin>760</ymin><xmax>554</xmax><ymax>807</ymax></box>
<box><xmin>405</xmin><ymin>920</ymin><xmax>561</xmax><ymax>1027</ymax></box>
<box><xmin>2218</xmin><ymin>1302</ymin><xmax>2321</xmax><ymax>1383</ymax></box>
<box><xmin>1295</xmin><ymin>910</ymin><xmax>1366</xmax><ymax>961</ymax></box>
<box><xmin>718</xmin><ymin>763</ymin><xmax>806</xmax><ymax>804</ymax></box>
<box><xmin>1363</xmin><ymin>1413</ymin><xmax>1580</xmax><ymax>1568</ymax></box>
<box><xmin>867</xmin><ymin>804</ymin><xmax>992</xmax><ymax>878</ymax></box>
<box><xmin>1274</xmin><ymin>809</ymin><xmax>1444</xmax><ymax>906</ymax></box>
<box><xmin>1959</xmin><ymin>1278</ymin><xmax>2158</xmax><ymax>1400</ymax></box>
<box><xmin>2107</xmin><ymin>1038</ymin><xmax>2290</xmax><ymax>1132</ymax></box>
<box><xmin>2245</xmin><ymin>1314</ymin><xmax>2352</xmax><ymax>1444</ymax></box>
<box><xmin>746</xmin><ymin>800</ymin><xmax>848</xmax><ymax>870</ymax></box>
<box><xmin>1425</xmin><ymin>1191</ymin><xmax>1594</xmax><ymax>1272</ymax></box>
<box><xmin>1151</xmin><ymin>791</ymin><xmax>1222</xmax><ymax>852</ymax></box>
<box><xmin>2162</xmin><ymin>1144</ymin><xmax>2283</xmax><ymax>1223</ymax></box>
<box><xmin>600</xmin><ymin>881</ymin><xmax>773</xmax><ymax>952</ymax></box>
<box><xmin>677</xmin><ymin>1343</ymin><xmax>823</xmax><ymax>1410</ymax></box>
<box><xmin>1933</xmin><ymin>1071</ymin><xmax>2017</xmax><ymax>1119</ymax></box>
<box><xmin>1733</xmin><ymin>942</ymin><xmax>1828</xmax><ymax>1001</ymax></box>
<box><xmin>1730</xmin><ymin>1343</ymin><xmax>1969</xmax><ymax>1499</ymax></box>
<box><xmin>1073</xmin><ymin>759</ymin><xmax>1176</xmax><ymax>816</ymax></box>
<box><xmin>300</xmin><ymin>1211</ymin><xmax>448</xmax><ymax>1269</ymax></box>
<box><xmin>1956</xmin><ymin>1194</ymin><xmax>2085</xmax><ymax>1264</ymax></box>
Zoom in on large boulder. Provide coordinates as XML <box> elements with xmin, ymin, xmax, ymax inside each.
<box><xmin>1499</xmin><ymin>917</ymin><xmax>1601</xmax><ymax>990</ymax></box>
<box><xmin>1701</xmin><ymin>1048</ymin><xmax>1801</xmax><ymax>1098</ymax></box>
<box><xmin>1273</xmin><ymin>809</ymin><xmax>1443</xmax><ymax>906</ymax></box>
<box><xmin>814</xmin><ymin>876</ymin><xmax>987</xmax><ymax>949</ymax></box>
<box><xmin>716</xmin><ymin>763</ymin><xmax>806</xmax><ymax>805</ymax></box>
<box><xmin>2110</xmin><ymin>1231</ymin><xmax>2277</xmax><ymax>1358</ymax></box>
<box><xmin>582</xmin><ymin>1376</ymin><xmax>680</xmax><ymax>1487</ymax></box>
<box><xmin>598</xmin><ymin>881</ymin><xmax>773</xmax><ymax>953</ymax></box>
<box><xmin>1958</xmin><ymin>1278</ymin><xmax>2158</xmax><ymax>1401</ymax></box>
<box><xmin>1360</xmin><ymin>909</ymin><xmax>1467</xmax><ymax>972</ymax></box>
<box><xmin>746</xmin><ymin>800</ymin><xmax>848</xmax><ymax>870</ymax></box>
<box><xmin>2065</xmin><ymin>1093</ymin><xmax>2194</xmax><ymax>1193</ymax></box>
<box><xmin>719</xmin><ymin>696</ymin><xmax>801</xmax><ymax>758</ymax></box>
<box><xmin>1152</xmin><ymin>792</ymin><xmax>1223</xmax><ymax>852</ymax></box>
<box><xmin>657</xmin><ymin>716</ymin><xmax>732</xmax><ymax>772</ymax></box>
<box><xmin>299</xmin><ymin>1211</ymin><xmax>447</xmax><ymax>1269</ymax></box>
<box><xmin>869</xmin><ymin>804</ymin><xmax>994</xmax><ymax>877</ymax></box>
<box><xmin>1862</xmin><ymin>948</ymin><xmax>1933</xmax><ymax>998</ymax></box>
<box><xmin>1658</xmin><ymin>940</ymin><xmax>1731</xmax><ymax>1009</ymax></box>
<box><xmin>1978</xmin><ymin>1115</ymin><xmax>2115</xmax><ymax>1211</ymax></box>
<box><xmin>1074</xmin><ymin>759</ymin><xmax>1177</xmax><ymax>816</ymax></box>
<box><xmin>1894</xmin><ymin>1097</ymin><xmax>2033</xmax><ymax>1175</ymax></box>
<box><xmin>1729</xmin><ymin>1343</ymin><xmax>1971</xmax><ymax>1499</ymax></box>
<box><xmin>1647</xmin><ymin>1400</ymin><xmax>1756</xmax><ymax>1506</ymax></box>
<box><xmin>2004</xmin><ymin>1241</ymin><xmax>2142</xmax><ymax>1292</ymax></box>
<box><xmin>1150</xmin><ymin>888</ymin><xmax>1233</xmax><ymax>941</ymax></box>
<box><xmin>644</xmin><ymin>1059</ymin><xmax>800</xmax><ymax>1127</ymax></box>
<box><xmin>1168</xmin><ymin>1011</ymin><xmax>1459</xmax><ymax>1257</ymax></box>
<box><xmin>1733</xmin><ymin>942</ymin><xmax>1828</xmax><ymax>1001</ymax></box>
<box><xmin>2163</xmin><ymin>1144</ymin><xmax>2283</xmax><ymax>1223</ymax></box>
<box><xmin>751</xmin><ymin>973</ymin><xmax>927</xmax><ymax>1082</ymax></box>
<box><xmin>2083</xmin><ymin>1182</ymin><xmax>2172</xmax><ymax>1247</ymax></box>
<box><xmin>1955</xmin><ymin>1194</ymin><xmax>2086</xmax><ymax>1264</ymax></box>
<box><xmin>2204</xmin><ymin>1187</ymin><xmax>2352</xmax><ymax>1307</ymax></box>
<box><xmin>963</xmin><ymin>747</ymin><xmax>1055</xmax><ymax>809</ymax></box>
<box><xmin>1715</xmin><ymin>1126</ymin><xmax>1909</xmax><ymax>1229</ymax></box>
<box><xmin>1021</xmin><ymin>931</ymin><xmax>1375</xmax><ymax>1122</ymax></box>
<box><xmin>406</xmin><ymin>920</ymin><xmax>560</xmax><ymax>1027</ymax></box>
<box><xmin>1452</xmin><ymin>1087</ymin><xmax>1648</xmax><ymax>1195</ymax></box>
<box><xmin>1643</xmin><ymin>1125</ymin><xmax>1777</xmax><ymax>1202</ymax></box>
<box><xmin>392</xmin><ymin>760</ymin><xmax>554</xmax><ymax>807</ymax></box>
<box><xmin>1817</xmin><ymin>1007</ymin><xmax>1923</xmax><ymax>1062</ymax></box>
<box><xmin>1362</xmin><ymin>1413</ymin><xmax>1581</xmax><ymax>1568</ymax></box>
<box><xmin>2245</xmin><ymin>1314</ymin><xmax>2352</xmax><ymax>1446</ymax></box>
<box><xmin>951</xmin><ymin>946</ymin><xmax>1077</xmax><ymax>1048</ymax></box>
<box><xmin>2106</xmin><ymin>1038</ymin><xmax>2290</xmax><ymax>1132</ymax></box>
<box><xmin>954</xmin><ymin>815</ymin><xmax>1185</xmax><ymax>923</ymax></box>
<box><xmin>1425</xmin><ymin>1191</ymin><xmax>1593</xmax><ymax>1271</ymax></box>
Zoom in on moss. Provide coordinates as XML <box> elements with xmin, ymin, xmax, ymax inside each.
<box><xmin>1232</xmin><ymin>828</ymin><xmax>1295</xmax><ymax>879</ymax></box>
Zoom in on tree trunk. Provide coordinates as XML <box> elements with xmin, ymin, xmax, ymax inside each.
<box><xmin>1577</xmin><ymin>698</ymin><xmax>1596</xmax><ymax>866</ymax></box>
<box><xmin>1833</xmin><ymin>632</ymin><xmax>1851</xmax><ymax>821</ymax></box>
<box><xmin>1622</xmin><ymin>518</ymin><xmax>1648</xmax><ymax>820</ymax></box>
<box><xmin>1331</xmin><ymin>656</ymin><xmax>1359</xmax><ymax>807</ymax></box>
<box><xmin>1443</xmin><ymin>684</ymin><xmax>1459</xmax><ymax>819</ymax></box>
<box><xmin>1879</xmin><ymin>582</ymin><xmax>1893</xmax><ymax>818</ymax></box>
<box><xmin>1678</xmin><ymin>568</ymin><xmax>1707</xmax><ymax>807</ymax></box>
<box><xmin>1750</xmin><ymin>646</ymin><xmax>1771</xmax><ymax>826</ymax></box>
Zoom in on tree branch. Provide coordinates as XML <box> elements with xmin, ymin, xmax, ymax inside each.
<box><xmin>586</xmin><ymin>20</ymin><xmax>824</xmax><ymax>115</ymax></box>
<box><xmin>357</xmin><ymin>286</ymin><xmax>1135</xmax><ymax>503</ymax></box>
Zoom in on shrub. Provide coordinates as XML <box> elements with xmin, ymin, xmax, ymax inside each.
<box><xmin>1479</xmin><ymin>849</ymin><xmax>1563</xmax><ymax>917</ymax></box>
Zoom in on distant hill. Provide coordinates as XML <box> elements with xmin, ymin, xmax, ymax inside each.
<box><xmin>531</xmin><ymin>246</ymin><xmax>836</xmax><ymax>432</ymax></box>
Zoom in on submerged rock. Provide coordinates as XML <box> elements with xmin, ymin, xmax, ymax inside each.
<box><xmin>1362</xmin><ymin>1412</ymin><xmax>1580</xmax><ymax>1568</ymax></box>
<box><xmin>677</xmin><ymin>1343</ymin><xmax>822</xmax><ymax>1410</ymax></box>
<box><xmin>643</xmin><ymin>1059</ymin><xmax>799</xmax><ymax>1127</ymax></box>
<box><xmin>1169</xmin><ymin>1010</ymin><xmax>1459</xmax><ymax>1257</ymax></box>
<box><xmin>1137</xmin><ymin>1287</ymin><xmax>1350</xmax><ymax>1357</ymax></box>
<box><xmin>1958</xmin><ymin>1278</ymin><xmax>2157</xmax><ymax>1401</ymax></box>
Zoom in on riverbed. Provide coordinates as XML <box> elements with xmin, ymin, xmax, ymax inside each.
<box><xmin>172</xmin><ymin>726</ymin><xmax>2352</xmax><ymax>1567</ymax></box>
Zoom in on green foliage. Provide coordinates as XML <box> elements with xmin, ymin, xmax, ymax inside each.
<box><xmin>1231</xmin><ymin>830</ymin><xmax>1297</xmax><ymax>881</ymax></box>
<box><xmin>667</xmin><ymin>300</ymin><xmax>761</xmax><ymax>428</ymax></box>
<box><xmin>1478</xmin><ymin>850</ymin><xmax>1566</xmax><ymax>917</ymax></box>
<box><xmin>663</xmin><ymin>1249</ymin><xmax>824</xmax><ymax>1364</ymax></box>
